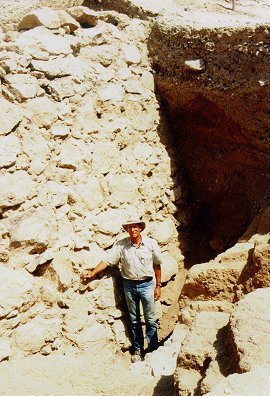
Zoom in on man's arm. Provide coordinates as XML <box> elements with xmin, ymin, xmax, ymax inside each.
<box><xmin>80</xmin><ymin>260</ymin><xmax>109</xmax><ymax>281</ymax></box>
<box><xmin>154</xmin><ymin>264</ymin><xmax>161</xmax><ymax>301</ymax></box>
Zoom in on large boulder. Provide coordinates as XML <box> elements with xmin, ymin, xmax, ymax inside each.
<box><xmin>175</xmin><ymin>288</ymin><xmax>270</xmax><ymax>395</ymax></box>
<box><xmin>67</xmin><ymin>6</ymin><xmax>98</xmax><ymax>27</ymax></box>
<box><xmin>205</xmin><ymin>364</ymin><xmax>270</xmax><ymax>396</ymax></box>
<box><xmin>8</xmin><ymin>207</ymin><xmax>56</xmax><ymax>253</ymax></box>
<box><xmin>180</xmin><ymin>234</ymin><xmax>270</xmax><ymax>312</ymax></box>
<box><xmin>175</xmin><ymin>311</ymin><xmax>230</xmax><ymax>396</ymax></box>
<box><xmin>18</xmin><ymin>7</ymin><xmax>80</xmax><ymax>32</ymax></box>
<box><xmin>16</xmin><ymin>26</ymin><xmax>72</xmax><ymax>56</ymax></box>
<box><xmin>229</xmin><ymin>288</ymin><xmax>270</xmax><ymax>373</ymax></box>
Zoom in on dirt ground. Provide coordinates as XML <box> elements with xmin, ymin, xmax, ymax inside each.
<box><xmin>0</xmin><ymin>345</ymin><xmax>174</xmax><ymax>396</ymax></box>
<box><xmin>1</xmin><ymin>1</ymin><xmax>269</xmax><ymax>396</ymax></box>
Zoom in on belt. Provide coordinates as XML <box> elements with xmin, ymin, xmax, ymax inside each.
<box><xmin>123</xmin><ymin>277</ymin><xmax>153</xmax><ymax>284</ymax></box>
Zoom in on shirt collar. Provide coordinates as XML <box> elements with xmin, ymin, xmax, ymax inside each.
<box><xmin>127</xmin><ymin>236</ymin><xmax>145</xmax><ymax>246</ymax></box>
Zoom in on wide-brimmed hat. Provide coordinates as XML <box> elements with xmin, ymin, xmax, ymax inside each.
<box><xmin>122</xmin><ymin>218</ymin><xmax>146</xmax><ymax>231</ymax></box>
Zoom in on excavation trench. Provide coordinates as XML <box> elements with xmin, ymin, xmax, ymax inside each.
<box><xmin>148</xmin><ymin>22</ymin><xmax>270</xmax><ymax>266</ymax></box>
<box><xmin>156</xmin><ymin>87</ymin><xmax>269</xmax><ymax>266</ymax></box>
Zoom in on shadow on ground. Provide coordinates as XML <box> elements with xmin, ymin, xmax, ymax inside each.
<box><xmin>152</xmin><ymin>375</ymin><xmax>174</xmax><ymax>396</ymax></box>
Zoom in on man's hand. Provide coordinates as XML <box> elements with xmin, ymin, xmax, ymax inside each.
<box><xmin>80</xmin><ymin>269</ymin><xmax>95</xmax><ymax>281</ymax></box>
<box><xmin>80</xmin><ymin>261</ymin><xmax>108</xmax><ymax>282</ymax></box>
<box><xmin>154</xmin><ymin>285</ymin><xmax>161</xmax><ymax>301</ymax></box>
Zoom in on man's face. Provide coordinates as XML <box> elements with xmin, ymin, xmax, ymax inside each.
<box><xmin>126</xmin><ymin>223</ymin><xmax>142</xmax><ymax>238</ymax></box>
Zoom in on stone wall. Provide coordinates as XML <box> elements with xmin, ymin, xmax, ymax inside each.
<box><xmin>0</xmin><ymin>6</ymin><xmax>183</xmax><ymax>359</ymax></box>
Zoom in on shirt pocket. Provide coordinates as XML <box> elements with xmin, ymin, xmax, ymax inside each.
<box><xmin>139</xmin><ymin>250</ymin><xmax>152</xmax><ymax>267</ymax></box>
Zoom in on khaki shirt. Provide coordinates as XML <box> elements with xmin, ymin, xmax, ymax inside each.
<box><xmin>106</xmin><ymin>236</ymin><xmax>163</xmax><ymax>280</ymax></box>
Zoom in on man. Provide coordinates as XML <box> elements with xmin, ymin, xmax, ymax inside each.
<box><xmin>80</xmin><ymin>218</ymin><xmax>162</xmax><ymax>363</ymax></box>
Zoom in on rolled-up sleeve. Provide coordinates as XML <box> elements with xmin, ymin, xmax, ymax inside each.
<box><xmin>152</xmin><ymin>239</ymin><xmax>163</xmax><ymax>266</ymax></box>
<box><xmin>106</xmin><ymin>241</ymin><xmax>121</xmax><ymax>266</ymax></box>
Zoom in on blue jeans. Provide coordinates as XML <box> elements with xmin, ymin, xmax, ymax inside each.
<box><xmin>123</xmin><ymin>277</ymin><xmax>158</xmax><ymax>352</ymax></box>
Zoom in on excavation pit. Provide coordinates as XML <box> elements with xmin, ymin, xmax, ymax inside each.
<box><xmin>148</xmin><ymin>19</ymin><xmax>270</xmax><ymax>264</ymax></box>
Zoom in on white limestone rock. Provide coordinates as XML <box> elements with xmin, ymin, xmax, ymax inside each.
<box><xmin>0</xmin><ymin>266</ymin><xmax>40</xmax><ymax>334</ymax></box>
<box><xmin>74</xmin><ymin>24</ymin><xmax>111</xmax><ymax>46</ymax></box>
<box><xmin>13</xmin><ymin>315</ymin><xmax>61</xmax><ymax>355</ymax></box>
<box><xmin>123</xmin><ymin>79</ymin><xmax>145</xmax><ymax>94</ymax></box>
<box><xmin>0</xmin><ymin>135</ymin><xmax>21</xmax><ymax>168</ymax></box>
<box><xmin>50</xmin><ymin>248</ymin><xmax>74</xmax><ymax>289</ymax></box>
<box><xmin>161</xmin><ymin>254</ymin><xmax>179</xmax><ymax>283</ymax></box>
<box><xmin>63</xmin><ymin>295</ymin><xmax>93</xmax><ymax>333</ymax></box>
<box><xmin>20</xmin><ymin>127</ymin><xmax>50</xmax><ymax>174</ymax></box>
<box><xmin>16</xmin><ymin>26</ymin><xmax>72</xmax><ymax>56</ymax></box>
<box><xmin>56</xmin><ymin>139</ymin><xmax>90</xmax><ymax>170</ymax></box>
<box><xmin>0</xmin><ymin>98</ymin><xmax>24</xmax><ymax>136</ymax></box>
<box><xmin>112</xmin><ymin>319</ymin><xmax>129</xmax><ymax>345</ymax></box>
<box><xmin>66</xmin><ymin>318</ymin><xmax>113</xmax><ymax>348</ymax></box>
<box><xmin>92</xmin><ymin>209</ymin><xmax>127</xmax><ymax>236</ymax></box>
<box><xmin>23</xmin><ymin>96</ymin><xmax>58</xmax><ymax>128</ymax></box>
<box><xmin>36</xmin><ymin>181</ymin><xmax>69</xmax><ymax>208</ymax></box>
<box><xmin>91</xmin><ymin>277</ymin><xmax>120</xmax><ymax>310</ymax></box>
<box><xmin>50</xmin><ymin>123</ymin><xmax>70</xmax><ymax>138</ymax></box>
<box><xmin>18</xmin><ymin>7</ymin><xmax>80</xmax><ymax>32</ymax></box>
<box><xmin>141</xmin><ymin>70</ymin><xmax>155</xmax><ymax>91</ymax></box>
<box><xmin>80</xmin><ymin>45</ymin><xmax>119</xmax><ymax>67</ymax></box>
<box><xmin>71</xmin><ymin>177</ymin><xmax>104</xmax><ymax>210</ymax></box>
<box><xmin>44</xmin><ymin>76</ymin><xmax>86</xmax><ymax>101</ymax></box>
<box><xmin>184</xmin><ymin>59</ymin><xmax>205</xmax><ymax>71</ymax></box>
<box><xmin>229</xmin><ymin>288</ymin><xmax>270</xmax><ymax>372</ymax></box>
<box><xmin>91</xmin><ymin>142</ymin><xmax>121</xmax><ymax>175</ymax></box>
<box><xmin>0</xmin><ymin>338</ymin><xmax>11</xmax><ymax>362</ymax></box>
<box><xmin>133</xmin><ymin>142</ymin><xmax>153</xmax><ymax>161</ymax></box>
<box><xmin>147</xmin><ymin>218</ymin><xmax>177</xmax><ymax>244</ymax></box>
<box><xmin>0</xmin><ymin>171</ymin><xmax>35</xmax><ymax>209</ymax></box>
<box><xmin>4</xmin><ymin>73</ymin><xmax>43</xmax><ymax>102</ymax></box>
<box><xmin>147</xmin><ymin>348</ymin><xmax>177</xmax><ymax>376</ymax></box>
<box><xmin>106</xmin><ymin>173</ymin><xmax>138</xmax><ymax>205</ymax></box>
<box><xmin>117</xmin><ymin>67</ymin><xmax>132</xmax><ymax>81</ymax></box>
<box><xmin>97</xmin><ymin>83</ymin><xmax>125</xmax><ymax>101</ymax></box>
<box><xmin>206</xmin><ymin>364</ymin><xmax>270</xmax><ymax>396</ymax></box>
<box><xmin>72</xmin><ymin>243</ymin><xmax>107</xmax><ymax>271</ymax></box>
<box><xmin>121</xmin><ymin>44</ymin><xmax>141</xmax><ymax>64</ymax></box>
<box><xmin>90</xmin><ymin>62</ymin><xmax>115</xmax><ymax>82</ymax></box>
<box><xmin>126</xmin><ymin>104</ymin><xmax>157</xmax><ymax>131</ymax></box>
<box><xmin>9</xmin><ymin>207</ymin><xmax>54</xmax><ymax>252</ymax></box>
<box><xmin>31</xmin><ymin>56</ymin><xmax>88</xmax><ymax>79</ymax></box>
<box><xmin>72</xmin><ymin>93</ymin><xmax>100</xmax><ymax>134</ymax></box>
<box><xmin>67</xmin><ymin>6</ymin><xmax>98</xmax><ymax>27</ymax></box>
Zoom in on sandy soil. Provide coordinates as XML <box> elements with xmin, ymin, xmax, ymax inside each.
<box><xmin>0</xmin><ymin>345</ymin><xmax>173</xmax><ymax>396</ymax></box>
